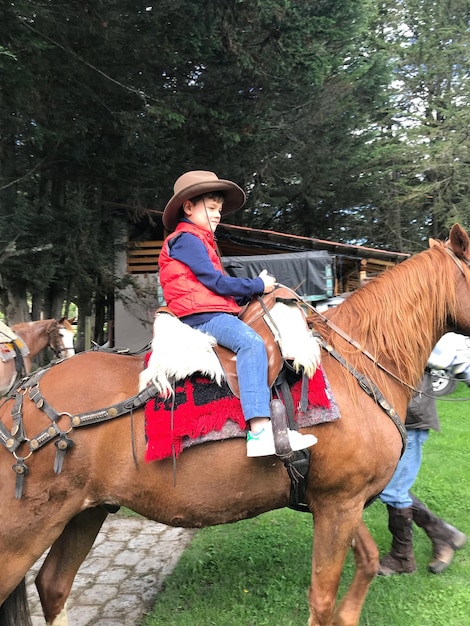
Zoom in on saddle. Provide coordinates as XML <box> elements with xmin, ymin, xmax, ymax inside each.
<box><xmin>213</xmin><ymin>290</ymin><xmax>289</xmax><ymax>398</ymax></box>
<box><xmin>0</xmin><ymin>322</ymin><xmax>29</xmax><ymax>384</ymax></box>
<box><xmin>156</xmin><ymin>286</ymin><xmax>311</xmax><ymax>401</ymax></box>
<box><xmin>155</xmin><ymin>287</ymin><xmax>315</xmax><ymax>511</ymax></box>
<box><xmin>152</xmin><ymin>288</ymin><xmax>318</xmax><ymax>448</ymax></box>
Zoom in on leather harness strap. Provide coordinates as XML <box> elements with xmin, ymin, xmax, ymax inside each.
<box><xmin>1</xmin><ymin>370</ymin><xmax>197</xmax><ymax>457</ymax></box>
<box><xmin>320</xmin><ymin>339</ymin><xmax>407</xmax><ymax>456</ymax></box>
<box><xmin>306</xmin><ymin>306</ymin><xmax>421</xmax><ymax>396</ymax></box>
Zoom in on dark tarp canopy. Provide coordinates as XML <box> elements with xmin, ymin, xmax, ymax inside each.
<box><xmin>222</xmin><ymin>250</ymin><xmax>334</xmax><ymax>301</ymax></box>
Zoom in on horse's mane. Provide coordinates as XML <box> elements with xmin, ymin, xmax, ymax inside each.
<box><xmin>327</xmin><ymin>241</ymin><xmax>458</xmax><ymax>387</ymax></box>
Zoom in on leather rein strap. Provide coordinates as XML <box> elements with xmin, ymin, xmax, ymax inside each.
<box><xmin>306</xmin><ymin>304</ymin><xmax>420</xmax><ymax>396</ymax></box>
<box><xmin>320</xmin><ymin>339</ymin><xmax>407</xmax><ymax>456</ymax></box>
<box><xmin>267</xmin><ymin>284</ymin><xmax>409</xmax><ymax>454</ymax></box>
<box><xmin>304</xmin><ymin>304</ymin><xmax>408</xmax><ymax>456</ymax></box>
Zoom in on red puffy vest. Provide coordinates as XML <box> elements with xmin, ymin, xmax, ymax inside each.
<box><xmin>158</xmin><ymin>221</ymin><xmax>241</xmax><ymax>318</ymax></box>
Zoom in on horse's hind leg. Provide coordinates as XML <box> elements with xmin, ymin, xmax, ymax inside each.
<box><xmin>35</xmin><ymin>507</ymin><xmax>108</xmax><ymax>625</ymax></box>
<box><xmin>333</xmin><ymin>520</ymin><xmax>379</xmax><ymax>626</ymax></box>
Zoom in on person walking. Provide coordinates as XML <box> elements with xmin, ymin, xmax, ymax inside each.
<box><xmin>378</xmin><ymin>371</ymin><xmax>467</xmax><ymax>575</ymax></box>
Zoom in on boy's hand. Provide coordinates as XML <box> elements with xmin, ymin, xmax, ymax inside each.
<box><xmin>259</xmin><ymin>269</ymin><xmax>276</xmax><ymax>293</ymax></box>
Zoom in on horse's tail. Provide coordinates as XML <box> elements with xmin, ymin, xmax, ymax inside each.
<box><xmin>0</xmin><ymin>579</ymin><xmax>32</xmax><ymax>626</ymax></box>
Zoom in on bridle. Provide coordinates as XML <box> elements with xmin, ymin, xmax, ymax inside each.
<box><xmin>444</xmin><ymin>245</ymin><xmax>470</xmax><ymax>275</ymax></box>
<box><xmin>47</xmin><ymin>321</ymin><xmax>75</xmax><ymax>359</ymax></box>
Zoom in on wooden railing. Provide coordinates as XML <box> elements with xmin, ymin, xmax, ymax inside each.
<box><xmin>126</xmin><ymin>240</ymin><xmax>163</xmax><ymax>274</ymax></box>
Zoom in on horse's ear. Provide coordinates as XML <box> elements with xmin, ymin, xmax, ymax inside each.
<box><xmin>429</xmin><ymin>238</ymin><xmax>438</xmax><ymax>248</ymax></box>
<box><xmin>449</xmin><ymin>223</ymin><xmax>470</xmax><ymax>259</ymax></box>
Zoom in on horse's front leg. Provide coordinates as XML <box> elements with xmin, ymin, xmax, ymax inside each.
<box><xmin>35</xmin><ymin>507</ymin><xmax>108</xmax><ymax>626</ymax></box>
<box><xmin>308</xmin><ymin>502</ymin><xmax>364</xmax><ymax>626</ymax></box>
<box><xmin>333</xmin><ymin>519</ymin><xmax>379</xmax><ymax>626</ymax></box>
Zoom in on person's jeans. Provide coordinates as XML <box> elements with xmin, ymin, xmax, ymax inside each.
<box><xmin>379</xmin><ymin>429</ymin><xmax>429</xmax><ymax>508</ymax></box>
<box><xmin>193</xmin><ymin>313</ymin><xmax>270</xmax><ymax>422</ymax></box>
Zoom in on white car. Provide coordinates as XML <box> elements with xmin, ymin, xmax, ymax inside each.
<box><xmin>427</xmin><ymin>332</ymin><xmax>470</xmax><ymax>396</ymax></box>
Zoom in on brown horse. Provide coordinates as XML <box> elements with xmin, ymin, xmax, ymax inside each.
<box><xmin>1</xmin><ymin>224</ymin><xmax>470</xmax><ymax>626</ymax></box>
<box><xmin>0</xmin><ymin>318</ymin><xmax>75</xmax><ymax>397</ymax></box>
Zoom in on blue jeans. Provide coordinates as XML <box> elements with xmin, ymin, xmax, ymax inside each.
<box><xmin>379</xmin><ymin>429</ymin><xmax>429</xmax><ymax>509</ymax></box>
<box><xmin>193</xmin><ymin>313</ymin><xmax>270</xmax><ymax>422</ymax></box>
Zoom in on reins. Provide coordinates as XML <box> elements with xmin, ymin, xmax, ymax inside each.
<box><xmin>47</xmin><ymin>320</ymin><xmax>74</xmax><ymax>359</ymax></box>
<box><xmin>275</xmin><ymin>283</ymin><xmax>421</xmax><ymax>396</ymax></box>
<box><xmin>256</xmin><ymin>284</ymin><xmax>408</xmax><ymax>456</ymax></box>
<box><xmin>277</xmin><ymin>280</ymin><xmax>470</xmax><ymax>402</ymax></box>
<box><xmin>308</xmin><ymin>304</ymin><xmax>421</xmax><ymax>396</ymax></box>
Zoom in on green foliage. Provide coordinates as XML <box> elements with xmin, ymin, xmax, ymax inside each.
<box><xmin>353</xmin><ymin>0</ymin><xmax>470</xmax><ymax>251</ymax></box>
<box><xmin>0</xmin><ymin>46</ymin><xmax>17</xmax><ymax>63</ymax></box>
<box><xmin>1</xmin><ymin>0</ymin><xmax>470</xmax><ymax>322</ymax></box>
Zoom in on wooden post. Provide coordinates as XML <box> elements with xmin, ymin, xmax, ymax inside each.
<box><xmin>84</xmin><ymin>316</ymin><xmax>92</xmax><ymax>350</ymax></box>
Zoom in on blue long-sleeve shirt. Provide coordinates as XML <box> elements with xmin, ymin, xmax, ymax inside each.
<box><xmin>168</xmin><ymin>228</ymin><xmax>265</xmax><ymax>326</ymax></box>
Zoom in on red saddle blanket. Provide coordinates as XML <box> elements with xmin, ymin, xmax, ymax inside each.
<box><xmin>144</xmin><ymin>365</ymin><xmax>340</xmax><ymax>462</ymax></box>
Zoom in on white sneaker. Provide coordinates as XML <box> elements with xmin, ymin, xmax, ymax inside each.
<box><xmin>247</xmin><ymin>421</ymin><xmax>317</xmax><ymax>457</ymax></box>
<box><xmin>247</xmin><ymin>421</ymin><xmax>276</xmax><ymax>457</ymax></box>
<box><xmin>287</xmin><ymin>428</ymin><xmax>317</xmax><ymax>452</ymax></box>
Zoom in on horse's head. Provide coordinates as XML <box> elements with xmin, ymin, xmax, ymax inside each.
<box><xmin>430</xmin><ymin>223</ymin><xmax>470</xmax><ymax>336</ymax></box>
<box><xmin>47</xmin><ymin>318</ymin><xmax>76</xmax><ymax>359</ymax></box>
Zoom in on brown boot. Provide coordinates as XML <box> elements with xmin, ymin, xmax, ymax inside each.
<box><xmin>411</xmin><ymin>493</ymin><xmax>467</xmax><ymax>574</ymax></box>
<box><xmin>378</xmin><ymin>505</ymin><xmax>417</xmax><ymax>575</ymax></box>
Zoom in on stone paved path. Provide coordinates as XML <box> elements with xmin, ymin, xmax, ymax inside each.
<box><xmin>27</xmin><ymin>515</ymin><xmax>196</xmax><ymax>626</ymax></box>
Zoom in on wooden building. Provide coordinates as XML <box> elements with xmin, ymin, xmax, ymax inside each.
<box><xmin>115</xmin><ymin>215</ymin><xmax>409</xmax><ymax>351</ymax></box>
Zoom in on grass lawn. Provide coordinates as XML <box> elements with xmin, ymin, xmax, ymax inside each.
<box><xmin>142</xmin><ymin>384</ymin><xmax>470</xmax><ymax>626</ymax></box>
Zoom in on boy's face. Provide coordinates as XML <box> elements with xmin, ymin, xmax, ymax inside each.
<box><xmin>183</xmin><ymin>196</ymin><xmax>223</xmax><ymax>232</ymax></box>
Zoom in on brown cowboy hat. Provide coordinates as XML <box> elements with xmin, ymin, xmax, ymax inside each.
<box><xmin>163</xmin><ymin>170</ymin><xmax>246</xmax><ymax>231</ymax></box>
